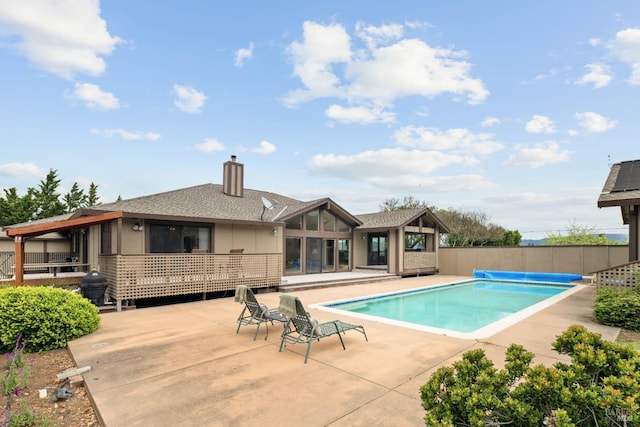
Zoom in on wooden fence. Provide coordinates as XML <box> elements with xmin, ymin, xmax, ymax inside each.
<box><xmin>438</xmin><ymin>245</ymin><xmax>629</xmax><ymax>278</ymax></box>
<box><xmin>99</xmin><ymin>253</ymin><xmax>282</xmax><ymax>311</ymax></box>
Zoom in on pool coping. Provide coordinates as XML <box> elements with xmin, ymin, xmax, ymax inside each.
<box><xmin>311</xmin><ymin>279</ymin><xmax>585</xmax><ymax>340</ymax></box>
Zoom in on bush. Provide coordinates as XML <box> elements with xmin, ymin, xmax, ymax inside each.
<box><xmin>594</xmin><ymin>287</ymin><xmax>640</xmax><ymax>330</ymax></box>
<box><xmin>420</xmin><ymin>325</ymin><xmax>640</xmax><ymax>426</ymax></box>
<box><xmin>0</xmin><ymin>286</ymin><xmax>100</xmax><ymax>352</ymax></box>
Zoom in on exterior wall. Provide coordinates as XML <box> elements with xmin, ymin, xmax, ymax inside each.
<box><xmin>439</xmin><ymin>245</ymin><xmax>629</xmax><ymax>277</ymax></box>
<box><xmin>121</xmin><ymin>219</ymin><xmax>145</xmax><ymax>255</ymax></box>
<box><xmin>353</xmin><ymin>231</ymin><xmax>368</xmax><ymax>267</ymax></box>
<box><xmin>0</xmin><ymin>236</ymin><xmax>69</xmax><ymax>253</ymax></box>
<box><xmin>387</xmin><ymin>229</ymin><xmax>397</xmax><ymax>274</ymax></box>
<box><xmin>88</xmin><ymin>224</ymin><xmax>101</xmax><ymax>270</ymax></box>
<box><xmin>214</xmin><ymin>223</ymin><xmax>282</xmax><ymax>254</ymax></box>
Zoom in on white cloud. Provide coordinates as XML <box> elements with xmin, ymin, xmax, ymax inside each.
<box><xmin>481</xmin><ymin>116</ymin><xmax>500</xmax><ymax>128</ymax></box>
<box><xmin>0</xmin><ymin>0</ymin><xmax>121</xmax><ymax>79</ymax></box>
<box><xmin>0</xmin><ymin>162</ymin><xmax>46</xmax><ymax>178</ymax></box>
<box><xmin>525</xmin><ymin>115</ymin><xmax>556</xmax><ymax>134</ymax></box>
<box><xmin>90</xmin><ymin>128</ymin><xmax>161</xmax><ymax>141</ymax></box>
<box><xmin>308</xmin><ymin>148</ymin><xmax>495</xmax><ymax>191</ymax></box>
<box><xmin>608</xmin><ymin>27</ymin><xmax>640</xmax><ymax>84</ymax></box>
<box><xmin>71</xmin><ymin>82</ymin><xmax>120</xmax><ymax>110</ymax></box>
<box><xmin>394</xmin><ymin>126</ymin><xmax>504</xmax><ymax>155</ymax></box>
<box><xmin>325</xmin><ymin>104</ymin><xmax>395</xmax><ymax>124</ymax></box>
<box><xmin>234</xmin><ymin>42</ymin><xmax>254</xmax><ymax>67</ymax></box>
<box><xmin>503</xmin><ymin>141</ymin><xmax>570</xmax><ymax>168</ymax></box>
<box><xmin>173</xmin><ymin>84</ymin><xmax>207</xmax><ymax>113</ymax></box>
<box><xmin>284</xmin><ymin>21</ymin><xmax>488</xmax><ymax>108</ymax></box>
<box><xmin>355</xmin><ymin>21</ymin><xmax>404</xmax><ymax>50</ymax></box>
<box><xmin>251</xmin><ymin>140</ymin><xmax>276</xmax><ymax>155</ymax></box>
<box><xmin>195</xmin><ymin>138</ymin><xmax>224</xmax><ymax>152</ymax></box>
<box><xmin>576</xmin><ymin>63</ymin><xmax>612</xmax><ymax>88</ymax></box>
<box><xmin>575</xmin><ymin>112</ymin><xmax>617</xmax><ymax>133</ymax></box>
<box><xmin>238</xmin><ymin>140</ymin><xmax>276</xmax><ymax>155</ymax></box>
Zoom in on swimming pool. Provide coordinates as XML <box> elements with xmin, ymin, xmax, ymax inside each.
<box><xmin>312</xmin><ymin>279</ymin><xmax>584</xmax><ymax>339</ymax></box>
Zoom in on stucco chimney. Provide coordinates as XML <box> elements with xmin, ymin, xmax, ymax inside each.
<box><xmin>223</xmin><ymin>155</ymin><xmax>244</xmax><ymax>197</ymax></box>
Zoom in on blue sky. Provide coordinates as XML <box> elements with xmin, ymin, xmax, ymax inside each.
<box><xmin>1</xmin><ymin>1</ymin><xmax>638</xmax><ymax>240</ymax></box>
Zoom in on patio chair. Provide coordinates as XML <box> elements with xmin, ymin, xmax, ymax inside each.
<box><xmin>235</xmin><ymin>285</ymin><xmax>287</xmax><ymax>340</ymax></box>
<box><xmin>277</xmin><ymin>294</ymin><xmax>368</xmax><ymax>363</ymax></box>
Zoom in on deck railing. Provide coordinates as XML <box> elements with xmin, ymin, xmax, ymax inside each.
<box><xmin>593</xmin><ymin>260</ymin><xmax>640</xmax><ymax>290</ymax></box>
<box><xmin>0</xmin><ymin>251</ymin><xmax>79</xmax><ymax>278</ymax></box>
<box><xmin>99</xmin><ymin>253</ymin><xmax>282</xmax><ymax>311</ymax></box>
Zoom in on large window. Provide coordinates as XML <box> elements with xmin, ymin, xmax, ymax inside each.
<box><xmin>305</xmin><ymin>210</ymin><xmax>319</xmax><ymax>231</ymax></box>
<box><xmin>338</xmin><ymin>239</ymin><xmax>351</xmax><ymax>271</ymax></box>
<box><xmin>149</xmin><ymin>224</ymin><xmax>211</xmax><ymax>253</ymax></box>
<box><xmin>284</xmin><ymin>207</ymin><xmax>353</xmax><ymax>275</ymax></box>
<box><xmin>323</xmin><ymin>211</ymin><xmax>336</xmax><ymax>232</ymax></box>
<box><xmin>286</xmin><ymin>238</ymin><xmax>301</xmax><ymax>272</ymax></box>
<box><xmin>405</xmin><ymin>232</ymin><xmax>434</xmax><ymax>252</ymax></box>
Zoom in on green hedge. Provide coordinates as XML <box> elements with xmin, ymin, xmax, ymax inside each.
<box><xmin>420</xmin><ymin>325</ymin><xmax>640</xmax><ymax>426</ymax></box>
<box><xmin>594</xmin><ymin>287</ymin><xmax>640</xmax><ymax>331</ymax></box>
<box><xmin>0</xmin><ymin>287</ymin><xmax>100</xmax><ymax>352</ymax></box>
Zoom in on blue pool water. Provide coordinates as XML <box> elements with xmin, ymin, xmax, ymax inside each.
<box><xmin>317</xmin><ymin>280</ymin><xmax>578</xmax><ymax>338</ymax></box>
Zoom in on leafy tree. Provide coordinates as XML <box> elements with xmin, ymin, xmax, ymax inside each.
<box><xmin>63</xmin><ymin>182</ymin><xmax>88</xmax><ymax>213</ymax></box>
<box><xmin>379</xmin><ymin>196</ymin><xmax>522</xmax><ymax>247</ymax></box>
<box><xmin>545</xmin><ymin>221</ymin><xmax>624</xmax><ymax>245</ymax></box>
<box><xmin>0</xmin><ymin>169</ymin><xmax>101</xmax><ymax>226</ymax></box>
<box><xmin>436</xmin><ymin>207</ymin><xmax>521</xmax><ymax>247</ymax></box>
<box><xmin>379</xmin><ymin>195</ymin><xmax>435</xmax><ymax>212</ymax></box>
<box><xmin>87</xmin><ymin>182</ymin><xmax>100</xmax><ymax>207</ymax></box>
<box><xmin>33</xmin><ymin>169</ymin><xmax>66</xmax><ymax>219</ymax></box>
<box><xmin>0</xmin><ymin>187</ymin><xmax>37</xmax><ymax>226</ymax></box>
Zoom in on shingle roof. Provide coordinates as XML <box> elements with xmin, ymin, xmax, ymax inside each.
<box><xmin>356</xmin><ymin>208</ymin><xmax>449</xmax><ymax>232</ymax></box>
<box><xmin>598</xmin><ymin>160</ymin><xmax>640</xmax><ymax>208</ymax></box>
<box><xmin>85</xmin><ymin>184</ymin><xmax>315</xmax><ymax>224</ymax></box>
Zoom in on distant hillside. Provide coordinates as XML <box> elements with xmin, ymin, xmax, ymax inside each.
<box><xmin>521</xmin><ymin>234</ymin><xmax>628</xmax><ymax>246</ymax></box>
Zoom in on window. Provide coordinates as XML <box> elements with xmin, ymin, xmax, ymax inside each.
<box><xmin>405</xmin><ymin>232</ymin><xmax>434</xmax><ymax>252</ymax></box>
<box><xmin>286</xmin><ymin>215</ymin><xmax>302</xmax><ymax>230</ymax></box>
<box><xmin>149</xmin><ymin>224</ymin><xmax>211</xmax><ymax>253</ymax></box>
<box><xmin>337</xmin><ymin>218</ymin><xmax>351</xmax><ymax>233</ymax></box>
<box><xmin>100</xmin><ymin>223</ymin><xmax>111</xmax><ymax>255</ymax></box>
<box><xmin>286</xmin><ymin>238</ymin><xmax>301</xmax><ymax>272</ymax></box>
<box><xmin>305</xmin><ymin>209</ymin><xmax>319</xmax><ymax>231</ymax></box>
<box><xmin>338</xmin><ymin>239</ymin><xmax>351</xmax><ymax>271</ymax></box>
<box><xmin>323</xmin><ymin>211</ymin><xmax>336</xmax><ymax>232</ymax></box>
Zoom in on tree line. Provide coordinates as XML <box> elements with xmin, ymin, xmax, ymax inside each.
<box><xmin>381</xmin><ymin>195</ymin><xmax>622</xmax><ymax>247</ymax></box>
<box><xmin>0</xmin><ymin>169</ymin><xmax>100</xmax><ymax>227</ymax></box>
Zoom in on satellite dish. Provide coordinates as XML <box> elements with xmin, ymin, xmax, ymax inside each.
<box><xmin>261</xmin><ymin>197</ymin><xmax>273</xmax><ymax>210</ymax></box>
<box><xmin>260</xmin><ymin>197</ymin><xmax>274</xmax><ymax>220</ymax></box>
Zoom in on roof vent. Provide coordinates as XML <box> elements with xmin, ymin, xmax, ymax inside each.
<box><xmin>223</xmin><ymin>155</ymin><xmax>244</xmax><ymax>198</ymax></box>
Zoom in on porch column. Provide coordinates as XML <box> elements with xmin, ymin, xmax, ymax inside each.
<box><xmin>14</xmin><ymin>236</ymin><xmax>24</xmax><ymax>285</ymax></box>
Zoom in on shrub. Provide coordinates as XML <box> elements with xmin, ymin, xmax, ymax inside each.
<box><xmin>0</xmin><ymin>286</ymin><xmax>100</xmax><ymax>352</ymax></box>
<box><xmin>420</xmin><ymin>325</ymin><xmax>640</xmax><ymax>426</ymax></box>
<box><xmin>594</xmin><ymin>287</ymin><xmax>640</xmax><ymax>331</ymax></box>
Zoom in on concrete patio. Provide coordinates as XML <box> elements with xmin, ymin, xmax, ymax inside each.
<box><xmin>67</xmin><ymin>275</ymin><xmax>619</xmax><ymax>427</ymax></box>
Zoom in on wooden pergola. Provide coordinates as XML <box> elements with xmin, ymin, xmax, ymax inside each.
<box><xmin>5</xmin><ymin>211</ymin><xmax>123</xmax><ymax>285</ymax></box>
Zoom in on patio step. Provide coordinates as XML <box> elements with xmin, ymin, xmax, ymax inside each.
<box><xmin>277</xmin><ymin>274</ymin><xmax>400</xmax><ymax>292</ymax></box>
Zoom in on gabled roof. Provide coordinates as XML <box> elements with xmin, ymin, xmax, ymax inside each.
<box><xmin>80</xmin><ymin>184</ymin><xmax>316</xmax><ymax>225</ymax></box>
<box><xmin>356</xmin><ymin>208</ymin><xmax>450</xmax><ymax>233</ymax></box>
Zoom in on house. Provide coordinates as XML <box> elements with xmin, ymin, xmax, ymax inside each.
<box><xmin>4</xmin><ymin>156</ymin><xmax>449</xmax><ymax>310</ymax></box>
<box><xmin>598</xmin><ymin>159</ymin><xmax>640</xmax><ymax>261</ymax></box>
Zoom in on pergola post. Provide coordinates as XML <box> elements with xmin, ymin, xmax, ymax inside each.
<box><xmin>14</xmin><ymin>236</ymin><xmax>24</xmax><ymax>286</ymax></box>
